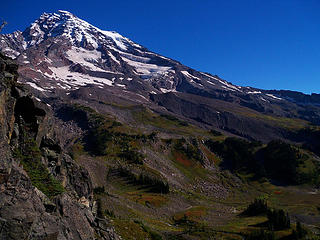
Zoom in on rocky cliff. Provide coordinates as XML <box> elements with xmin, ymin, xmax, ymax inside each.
<box><xmin>0</xmin><ymin>52</ymin><xmax>119</xmax><ymax>240</ymax></box>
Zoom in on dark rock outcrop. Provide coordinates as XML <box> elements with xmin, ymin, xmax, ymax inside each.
<box><xmin>0</xmin><ymin>53</ymin><xmax>119</xmax><ymax>239</ymax></box>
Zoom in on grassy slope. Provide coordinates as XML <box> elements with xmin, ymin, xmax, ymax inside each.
<box><xmin>69</xmin><ymin>103</ymin><xmax>320</xmax><ymax>240</ymax></box>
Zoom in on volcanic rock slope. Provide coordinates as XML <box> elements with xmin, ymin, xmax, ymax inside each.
<box><xmin>1</xmin><ymin>10</ymin><xmax>320</xmax><ymax>142</ymax></box>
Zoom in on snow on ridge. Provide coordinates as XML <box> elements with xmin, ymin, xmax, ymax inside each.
<box><xmin>248</xmin><ymin>91</ymin><xmax>262</xmax><ymax>94</ymax></box>
<box><xmin>121</xmin><ymin>56</ymin><xmax>171</xmax><ymax>77</ymax></box>
<box><xmin>107</xmin><ymin>51</ymin><xmax>120</xmax><ymax>65</ymax></box>
<box><xmin>57</xmin><ymin>10</ymin><xmax>73</xmax><ymax>15</ymax></box>
<box><xmin>200</xmin><ymin>72</ymin><xmax>242</xmax><ymax>92</ymax></box>
<box><xmin>266</xmin><ymin>94</ymin><xmax>282</xmax><ymax>100</ymax></box>
<box><xmin>116</xmin><ymin>84</ymin><xmax>126</xmax><ymax>88</ymax></box>
<box><xmin>136</xmin><ymin>93</ymin><xmax>149</xmax><ymax>101</ymax></box>
<box><xmin>110</xmin><ymin>47</ymin><xmax>150</xmax><ymax>63</ymax></box>
<box><xmin>99</xmin><ymin>30</ymin><xmax>128</xmax><ymax>50</ymax></box>
<box><xmin>216</xmin><ymin>79</ymin><xmax>241</xmax><ymax>92</ymax></box>
<box><xmin>26</xmin><ymin>82</ymin><xmax>46</xmax><ymax>92</ymax></box>
<box><xmin>1</xmin><ymin>48</ymin><xmax>20</xmax><ymax>59</ymax></box>
<box><xmin>181</xmin><ymin>71</ymin><xmax>201</xmax><ymax>81</ymax></box>
<box><xmin>146</xmin><ymin>51</ymin><xmax>171</xmax><ymax>61</ymax></box>
<box><xmin>160</xmin><ymin>88</ymin><xmax>177</xmax><ymax>93</ymax></box>
<box><xmin>201</xmin><ymin>72</ymin><xmax>219</xmax><ymax>80</ymax></box>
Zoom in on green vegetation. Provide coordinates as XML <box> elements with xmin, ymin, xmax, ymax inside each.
<box><xmin>173</xmin><ymin>206</ymin><xmax>206</xmax><ymax>224</ymax></box>
<box><xmin>242</xmin><ymin>198</ymin><xmax>269</xmax><ymax>217</ymax></box>
<box><xmin>293</xmin><ymin>127</ymin><xmax>320</xmax><ymax>156</ymax></box>
<box><xmin>13</xmin><ymin>139</ymin><xmax>64</xmax><ymax>199</ymax></box>
<box><xmin>259</xmin><ymin>140</ymin><xmax>320</xmax><ymax>185</ymax></box>
<box><xmin>118</xmin><ymin>143</ymin><xmax>144</xmax><ymax>165</ymax></box>
<box><xmin>173</xmin><ymin>138</ymin><xmax>204</xmax><ymax>164</ymax></box>
<box><xmin>116</xmin><ymin>167</ymin><xmax>169</xmax><ymax>194</ymax></box>
<box><xmin>205</xmin><ymin>137</ymin><xmax>320</xmax><ymax>185</ymax></box>
<box><xmin>205</xmin><ymin>137</ymin><xmax>261</xmax><ymax>172</ymax></box>
<box><xmin>68</xmin><ymin>104</ymin><xmax>154</xmax><ymax>166</ymax></box>
<box><xmin>160</xmin><ymin>114</ymin><xmax>189</xmax><ymax>126</ymax></box>
<box><xmin>238</xmin><ymin>200</ymin><xmax>317</xmax><ymax>240</ymax></box>
<box><xmin>245</xmin><ymin>229</ymin><xmax>275</xmax><ymax>240</ymax></box>
<box><xmin>242</xmin><ymin>199</ymin><xmax>290</xmax><ymax>231</ymax></box>
<box><xmin>131</xmin><ymin>106</ymin><xmax>208</xmax><ymax>136</ymax></box>
<box><xmin>113</xmin><ymin>219</ymin><xmax>151</xmax><ymax>239</ymax></box>
<box><xmin>209</xmin><ymin>129</ymin><xmax>223</xmax><ymax>136</ymax></box>
<box><xmin>260</xmin><ymin>140</ymin><xmax>301</xmax><ymax>184</ymax></box>
<box><xmin>291</xmin><ymin>222</ymin><xmax>308</xmax><ymax>240</ymax></box>
<box><xmin>63</xmin><ymin>103</ymin><xmax>320</xmax><ymax>239</ymax></box>
<box><xmin>266</xmin><ymin>209</ymin><xmax>290</xmax><ymax>231</ymax></box>
<box><xmin>93</xmin><ymin>186</ymin><xmax>105</xmax><ymax>194</ymax></box>
<box><xmin>134</xmin><ymin>220</ymin><xmax>163</xmax><ymax>240</ymax></box>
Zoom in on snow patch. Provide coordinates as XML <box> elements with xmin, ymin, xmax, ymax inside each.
<box><xmin>100</xmin><ymin>30</ymin><xmax>128</xmax><ymax>50</ymax></box>
<box><xmin>160</xmin><ymin>88</ymin><xmax>177</xmax><ymax>93</ymax></box>
<box><xmin>48</xmin><ymin>66</ymin><xmax>113</xmax><ymax>89</ymax></box>
<box><xmin>201</xmin><ymin>72</ymin><xmax>219</xmax><ymax>80</ymax></box>
<box><xmin>248</xmin><ymin>91</ymin><xmax>262</xmax><ymax>94</ymax></box>
<box><xmin>66</xmin><ymin>47</ymin><xmax>103</xmax><ymax>71</ymax></box>
<box><xmin>266</xmin><ymin>94</ymin><xmax>282</xmax><ymax>100</ymax></box>
<box><xmin>116</xmin><ymin>84</ymin><xmax>126</xmax><ymax>88</ymax></box>
<box><xmin>107</xmin><ymin>51</ymin><xmax>120</xmax><ymax>65</ymax></box>
<box><xmin>121</xmin><ymin>56</ymin><xmax>171</xmax><ymax>77</ymax></box>
<box><xmin>181</xmin><ymin>71</ymin><xmax>201</xmax><ymax>81</ymax></box>
<box><xmin>136</xmin><ymin>93</ymin><xmax>148</xmax><ymax>101</ymax></box>
<box><xmin>26</xmin><ymin>82</ymin><xmax>46</xmax><ymax>92</ymax></box>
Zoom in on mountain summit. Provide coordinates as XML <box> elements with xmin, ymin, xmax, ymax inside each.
<box><xmin>0</xmin><ymin>10</ymin><xmax>249</xmax><ymax>94</ymax></box>
<box><xmin>1</xmin><ymin>11</ymin><xmax>320</xmax><ymax>141</ymax></box>
<box><xmin>23</xmin><ymin>10</ymin><xmax>139</xmax><ymax>50</ymax></box>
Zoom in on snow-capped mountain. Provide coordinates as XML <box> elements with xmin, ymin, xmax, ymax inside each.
<box><xmin>2</xmin><ymin>10</ymin><xmax>320</xmax><ymax>141</ymax></box>
<box><xmin>0</xmin><ymin>10</ymin><xmax>272</xmax><ymax>97</ymax></box>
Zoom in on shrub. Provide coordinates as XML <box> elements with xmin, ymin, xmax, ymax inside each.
<box><xmin>117</xmin><ymin>167</ymin><xmax>169</xmax><ymax>194</ymax></box>
<box><xmin>118</xmin><ymin>144</ymin><xmax>144</xmax><ymax>165</ymax></box>
<box><xmin>245</xmin><ymin>229</ymin><xmax>275</xmax><ymax>240</ymax></box>
<box><xmin>242</xmin><ymin>198</ymin><xmax>269</xmax><ymax>216</ymax></box>
<box><xmin>267</xmin><ymin>209</ymin><xmax>290</xmax><ymax>231</ymax></box>
<box><xmin>96</xmin><ymin>198</ymin><xmax>103</xmax><ymax>218</ymax></box>
<box><xmin>14</xmin><ymin>139</ymin><xmax>64</xmax><ymax>199</ymax></box>
<box><xmin>136</xmin><ymin>173</ymin><xmax>169</xmax><ymax>194</ymax></box>
<box><xmin>291</xmin><ymin>221</ymin><xmax>308</xmax><ymax>240</ymax></box>
<box><xmin>209</xmin><ymin>129</ymin><xmax>222</xmax><ymax>136</ymax></box>
<box><xmin>174</xmin><ymin>138</ymin><xmax>203</xmax><ymax>164</ymax></box>
<box><xmin>205</xmin><ymin>137</ymin><xmax>258</xmax><ymax>172</ymax></box>
<box><xmin>260</xmin><ymin>140</ymin><xmax>301</xmax><ymax>184</ymax></box>
<box><xmin>160</xmin><ymin>114</ymin><xmax>189</xmax><ymax>126</ymax></box>
<box><xmin>137</xmin><ymin>221</ymin><xmax>163</xmax><ymax>240</ymax></box>
<box><xmin>93</xmin><ymin>186</ymin><xmax>105</xmax><ymax>195</ymax></box>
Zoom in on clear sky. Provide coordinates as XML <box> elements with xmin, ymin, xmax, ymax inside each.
<box><xmin>1</xmin><ymin>0</ymin><xmax>320</xmax><ymax>94</ymax></box>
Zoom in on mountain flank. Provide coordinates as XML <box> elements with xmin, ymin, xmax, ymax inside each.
<box><xmin>0</xmin><ymin>11</ymin><xmax>320</xmax><ymax>240</ymax></box>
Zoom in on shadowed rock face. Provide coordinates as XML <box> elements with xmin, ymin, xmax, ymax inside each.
<box><xmin>15</xmin><ymin>96</ymin><xmax>46</xmax><ymax>123</ymax></box>
<box><xmin>0</xmin><ymin>53</ymin><xmax>120</xmax><ymax>240</ymax></box>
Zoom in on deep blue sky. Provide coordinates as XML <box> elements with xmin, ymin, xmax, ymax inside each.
<box><xmin>1</xmin><ymin>0</ymin><xmax>320</xmax><ymax>94</ymax></box>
